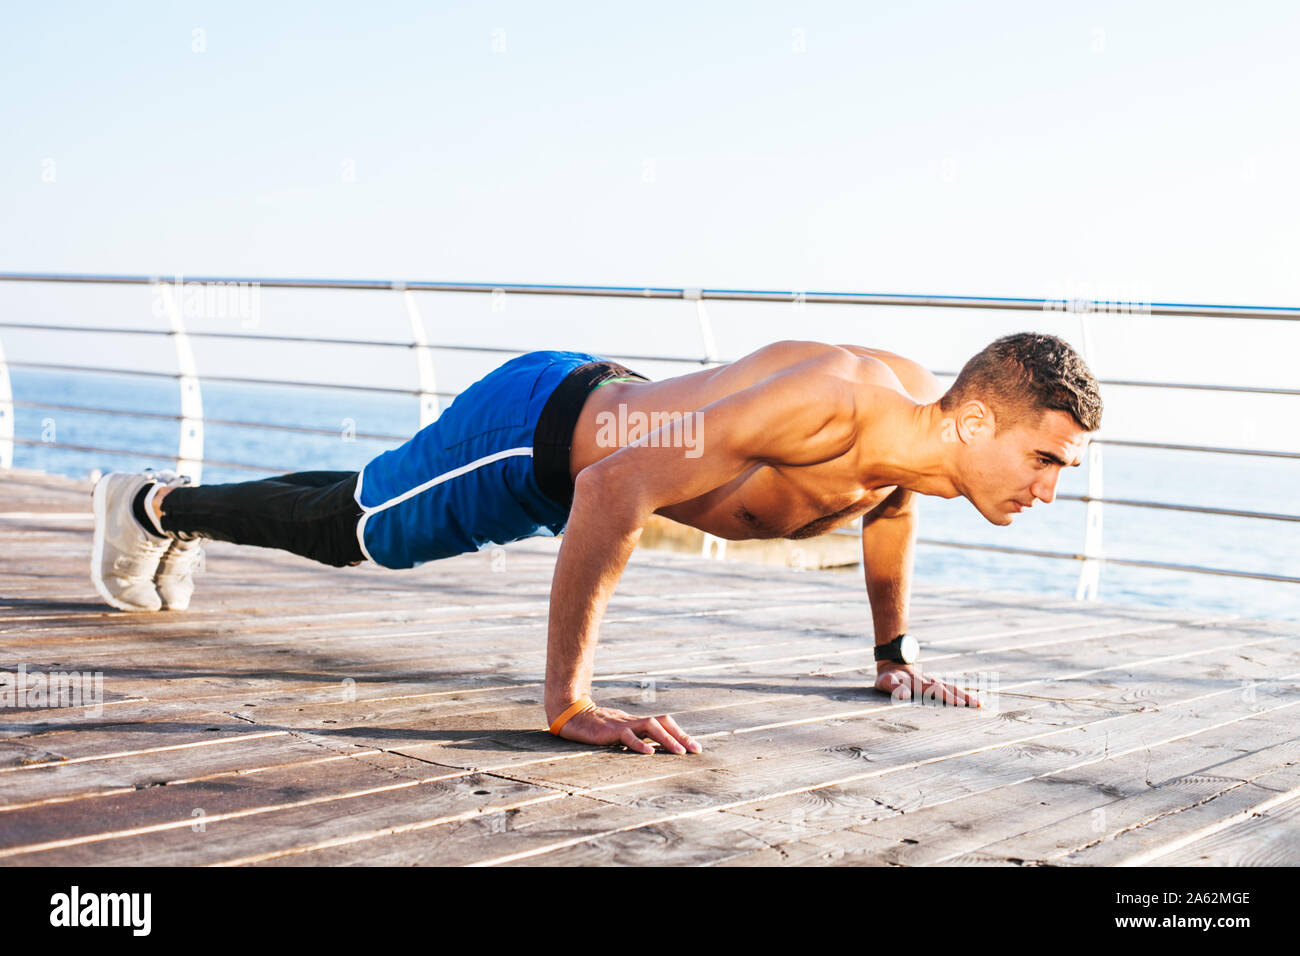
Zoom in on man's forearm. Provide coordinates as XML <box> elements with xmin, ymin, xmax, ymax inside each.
<box><xmin>544</xmin><ymin>470</ymin><xmax>647</xmax><ymax>720</ymax></box>
<box><xmin>861</xmin><ymin>511</ymin><xmax>916</xmax><ymax>648</ymax></box>
<box><xmin>863</xmin><ymin>509</ymin><xmax>979</xmax><ymax>707</ymax></box>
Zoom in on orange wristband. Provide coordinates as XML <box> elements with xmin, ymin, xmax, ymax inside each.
<box><xmin>548</xmin><ymin>695</ymin><xmax>595</xmax><ymax>736</ymax></box>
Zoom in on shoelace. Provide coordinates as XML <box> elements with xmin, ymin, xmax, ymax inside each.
<box><xmin>113</xmin><ymin>535</ymin><xmax>171</xmax><ymax>576</ymax></box>
<box><xmin>157</xmin><ymin>542</ymin><xmax>204</xmax><ymax>579</ymax></box>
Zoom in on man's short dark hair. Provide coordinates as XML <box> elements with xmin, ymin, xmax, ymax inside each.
<box><xmin>940</xmin><ymin>332</ymin><xmax>1103</xmax><ymax>433</ymax></box>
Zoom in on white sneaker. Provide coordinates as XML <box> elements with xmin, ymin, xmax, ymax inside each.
<box><xmin>90</xmin><ymin>471</ymin><xmax>172</xmax><ymax>611</ymax></box>
<box><xmin>154</xmin><ymin>538</ymin><xmax>204</xmax><ymax>610</ymax></box>
<box><xmin>151</xmin><ymin>473</ymin><xmax>204</xmax><ymax>611</ymax></box>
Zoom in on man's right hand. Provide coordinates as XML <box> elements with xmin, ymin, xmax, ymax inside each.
<box><xmin>875</xmin><ymin>662</ymin><xmax>982</xmax><ymax>707</ymax></box>
<box><xmin>553</xmin><ymin>703</ymin><xmax>702</xmax><ymax>755</ymax></box>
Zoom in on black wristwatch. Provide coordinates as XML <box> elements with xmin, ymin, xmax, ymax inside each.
<box><xmin>874</xmin><ymin>633</ymin><xmax>919</xmax><ymax>664</ymax></box>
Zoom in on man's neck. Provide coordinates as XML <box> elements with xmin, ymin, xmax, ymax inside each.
<box><xmin>862</xmin><ymin>401</ymin><xmax>962</xmax><ymax>500</ymax></box>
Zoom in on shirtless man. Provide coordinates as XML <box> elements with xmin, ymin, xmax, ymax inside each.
<box><xmin>90</xmin><ymin>333</ymin><xmax>1103</xmax><ymax>756</ymax></box>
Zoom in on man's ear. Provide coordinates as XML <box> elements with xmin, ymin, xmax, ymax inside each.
<box><xmin>949</xmin><ymin>399</ymin><xmax>993</xmax><ymax>443</ymax></box>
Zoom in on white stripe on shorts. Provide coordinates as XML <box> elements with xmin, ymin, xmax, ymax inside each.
<box><xmin>354</xmin><ymin>446</ymin><xmax>535</xmax><ymax>565</ymax></box>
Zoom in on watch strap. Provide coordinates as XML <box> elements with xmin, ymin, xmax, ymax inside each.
<box><xmin>874</xmin><ymin>634</ymin><xmax>913</xmax><ymax>663</ymax></box>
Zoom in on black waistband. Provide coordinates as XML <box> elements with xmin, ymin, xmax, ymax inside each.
<box><xmin>533</xmin><ymin>360</ymin><xmax>647</xmax><ymax>509</ymax></box>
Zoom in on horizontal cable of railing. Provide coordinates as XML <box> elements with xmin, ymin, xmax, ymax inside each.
<box><xmin>3</xmin><ymin>271</ymin><xmax>1300</xmax><ymax>321</ymax></box>
<box><xmin>15</xmin><ymin>438</ymin><xmax>1296</xmax><ymax>583</ymax></box>
<box><xmin>6</xmin><ymin>437</ymin><xmax>290</xmax><ymax>473</ymax></box>
<box><xmin>17</xmin><ymin>420</ymin><xmax>1296</xmax><ymax>523</ymax></box>
<box><xmin>929</xmin><ymin>370</ymin><xmax>1300</xmax><ymax>397</ymax></box>
<box><xmin>915</xmin><ymin>538</ymin><xmax>1300</xmax><ymax>585</ymax></box>
<box><xmin>9</xmin><ymin>396</ymin><xmax>1298</xmax><ymax>462</ymax></box>
<box><xmin>4</xmin><ymin>271</ymin><xmax>1295</xmax><ymax>591</ymax></box>
<box><xmin>1055</xmin><ymin>494</ymin><xmax>1297</xmax><ymax>523</ymax></box>
<box><xmin>5</xmin><ymin>329</ymin><xmax>1296</xmax><ymax>398</ymax></box>
<box><xmin>10</xmin><ymin>379</ymin><xmax>1300</xmax><ymax>457</ymax></box>
<box><xmin>10</xmin><ymin>400</ymin><xmax>411</xmax><ymax>443</ymax></box>
<box><xmin>4</xmin><ymin>360</ymin><xmax>445</xmax><ymax>398</ymax></box>
<box><xmin>1089</xmin><ymin>438</ymin><xmax>1300</xmax><ymax>460</ymax></box>
<box><xmin>16</xmin><ymin>401</ymin><xmax>1300</xmax><ymax>493</ymax></box>
<box><xmin>0</xmin><ymin>323</ymin><xmax>709</xmax><ymax>368</ymax></box>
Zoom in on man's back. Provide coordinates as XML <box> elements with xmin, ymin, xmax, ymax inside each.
<box><xmin>567</xmin><ymin>340</ymin><xmax>941</xmax><ymax>540</ymax></box>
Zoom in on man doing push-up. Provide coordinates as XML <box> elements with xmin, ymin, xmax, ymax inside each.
<box><xmin>90</xmin><ymin>333</ymin><xmax>1103</xmax><ymax>755</ymax></box>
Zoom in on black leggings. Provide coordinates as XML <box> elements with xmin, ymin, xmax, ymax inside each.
<box><xmin>160</xmin><ymin>471</ymin><xmax>365</xmax><ymax>567</ymax></box>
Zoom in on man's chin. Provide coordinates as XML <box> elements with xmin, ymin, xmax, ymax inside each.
<box><xmin>965</xmin><ymin>496</ymin><xmax>1014</xmax><ymax>526</ymax></box>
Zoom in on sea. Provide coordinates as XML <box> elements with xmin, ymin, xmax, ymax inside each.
<box><xmin>7</xmin><ymin>366</ymin><xmax>1298</xmax><ymax>624</ymax></box>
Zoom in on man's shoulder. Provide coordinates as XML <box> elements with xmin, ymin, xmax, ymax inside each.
<box><xmin>729</xmin><ymin>341</ymin><xmax>933</xmax><ymax>412</ymax></box>
<box><xmin>830</xmin><ymin>344</ymin><xmax>942</xmax><ymax>404</ymax></box>
<box><xmin>739</xmin><ymin>340</ymin><xmax>896</xmax><ymax>379</ymax></box>
<box><xmin>749</xmin><ymin>341</ymin><xmax>936</xmax><ymax>400</ymax></box>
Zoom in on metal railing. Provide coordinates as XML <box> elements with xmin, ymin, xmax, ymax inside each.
<box><xmin>1</xmin><ymin>271</ymin><xmax>1296</xmax><ymax>592</ymax></box>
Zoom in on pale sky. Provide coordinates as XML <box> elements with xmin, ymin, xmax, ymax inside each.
<box><xmin>2</xmin><ymin>1</ymin><xmax>1297</xmax><ymax>453</ymax></box>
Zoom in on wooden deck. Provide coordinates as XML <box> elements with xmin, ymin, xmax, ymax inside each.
<box><xmin>1</xmin><ymin>467</ymin><xmax>1298</xmax><ymax>867</ymax></box>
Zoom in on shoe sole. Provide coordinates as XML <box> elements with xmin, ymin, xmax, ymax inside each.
<box><xmin>90</xmin><ymin>474</ymin><xmax>159</xmax><ymax>612</ymax></box>
<box><xmin>157</xmin><ymin>583</ymin><xmax>192</xmax><ymax>612</ymax></box>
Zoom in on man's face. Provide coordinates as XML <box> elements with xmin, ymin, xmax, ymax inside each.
<box><xmin>954</xmin><ymin>406</ymin><xmax>1090</xmax><ymax>526</ymax></box>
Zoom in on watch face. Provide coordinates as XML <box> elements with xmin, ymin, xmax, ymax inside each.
<box><xmin>900</xmin><ymin>635</ymin><xmax>919</xmax><ymax>663</ymax></box>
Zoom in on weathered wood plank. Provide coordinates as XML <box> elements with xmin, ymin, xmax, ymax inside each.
<box><xmin>1061</xmin><ymin>762</ymin><xmax>1300</xmax><ymax>866</ymax></box>
<box><xmin>785</xmin><ymin>706</ymin><xmax>1300</xmax><ymax>865</ymax></box>
<box><xmin>1152</xmin><ymin>786</ymin><xmax>1300</xmax><ymax>866</ymax></box>
<box><xmin>3</xmin><ymin>468</ymin><xmax>1297</xmax><ymax>866</ymax></box>
<box><xmin>195</xmin><ymin>669</ymin><xmax>1300</xmax><ymax>866</ymax></box>
<box><xmin>0</xmin><ymin>754</ymin><xmax>561</xmax><ymax>866</ymax></box>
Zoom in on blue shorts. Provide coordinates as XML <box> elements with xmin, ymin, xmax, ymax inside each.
<box><xmin>354</xmin><ymin>350</ymin><xmax>641</xmax><ymax>569</ymax></box>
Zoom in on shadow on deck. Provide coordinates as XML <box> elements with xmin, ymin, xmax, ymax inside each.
<box><xmin>2</xmin><ymin>468</ymin><xmax>1298</xmax><ymax>866</ymax></box>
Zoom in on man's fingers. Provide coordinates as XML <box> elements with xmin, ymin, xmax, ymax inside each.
<box><xmin>875</xmin><ymin>668</ymin><xmax>984</xmax><ymax>709</ymax></box>
<box><xmin>619</xmin><ymin>726</ymin><xmax>655</xmax><ymax>755</ymax></box>
<box><xmin>878</xmin><ymin>671</ymin><xmax>911</xmax><ymax>700</ymax></box>
<box><xmin>923</xmin><ymin>677</ymin><xmax>979</xmax><ymax>707</ymax></box>
<box><xmin>656</xmin><ymin>714</ymin><xmax>702</xmax><ymax>754</ymax></box>
<box><xmin>950</xmin><ymin>681</ymin><xmax>980</xmax><ymax>707</ymax></box>
<box><xmin>880</xmin><ymin>671</ymin><xmax>980</xmax><ymax>708</ymax></box>
<box><xmin>934</xmin><ymin>680</ymin><xmax>961</xmax><ymax>706</ymax></box>
<box><xmin>932</xmin><ymin>679</ymin><xmax>962</xmax><ymax>706</ymax></box>
<box><xmin>636</xmin><ymin>717</ymin><xmax>687</xmax><ymax>755</ymax></box>
<box><xmin>557</xmin><ymin>707</ymin><xmax>701</xmax><ymax>754</ymax></box>
<box><xmin>950</xmin><ymin>682</ymin><xmax>979</xmax><ymax>707</ymax></box>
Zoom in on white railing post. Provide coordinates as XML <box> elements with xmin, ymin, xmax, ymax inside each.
<box><xmin>1076</xmin><ymin>442</ymin><xmax>1104</xmax><ymax>600</ymax></box>
<box><xmin>156</xmin><ymin>278</ymin><xmax>205</xmax><ymax>483</ymax></box>
<box><xmin>400</xmin><ymin>285</ymin><xmax>440</xmax><ymax>428</ymax></box>
<box><xmin>688</xmin><ymin>287</ymin><xmax>720</xmax><ymax>367</ymax></box>
<box><xmin>0</xmin><ymin>334</ymin><xmax>12</xmax><ymax>470</ymax></box>
<box><xmin>688</xmin><ymin>288</ymin><xmax>727</xmax><ymax>560</ymax></box>
<box><xmin>1074</xmin><ymin>307</ymin><xmax>1102</xmax><ymax>600</ymax></box>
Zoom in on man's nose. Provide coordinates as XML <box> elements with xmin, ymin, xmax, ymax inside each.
<box><xmin>1033</xmin><ymin>470</ymin><xmax>1060</xmax><ymax>504</ymax></box>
